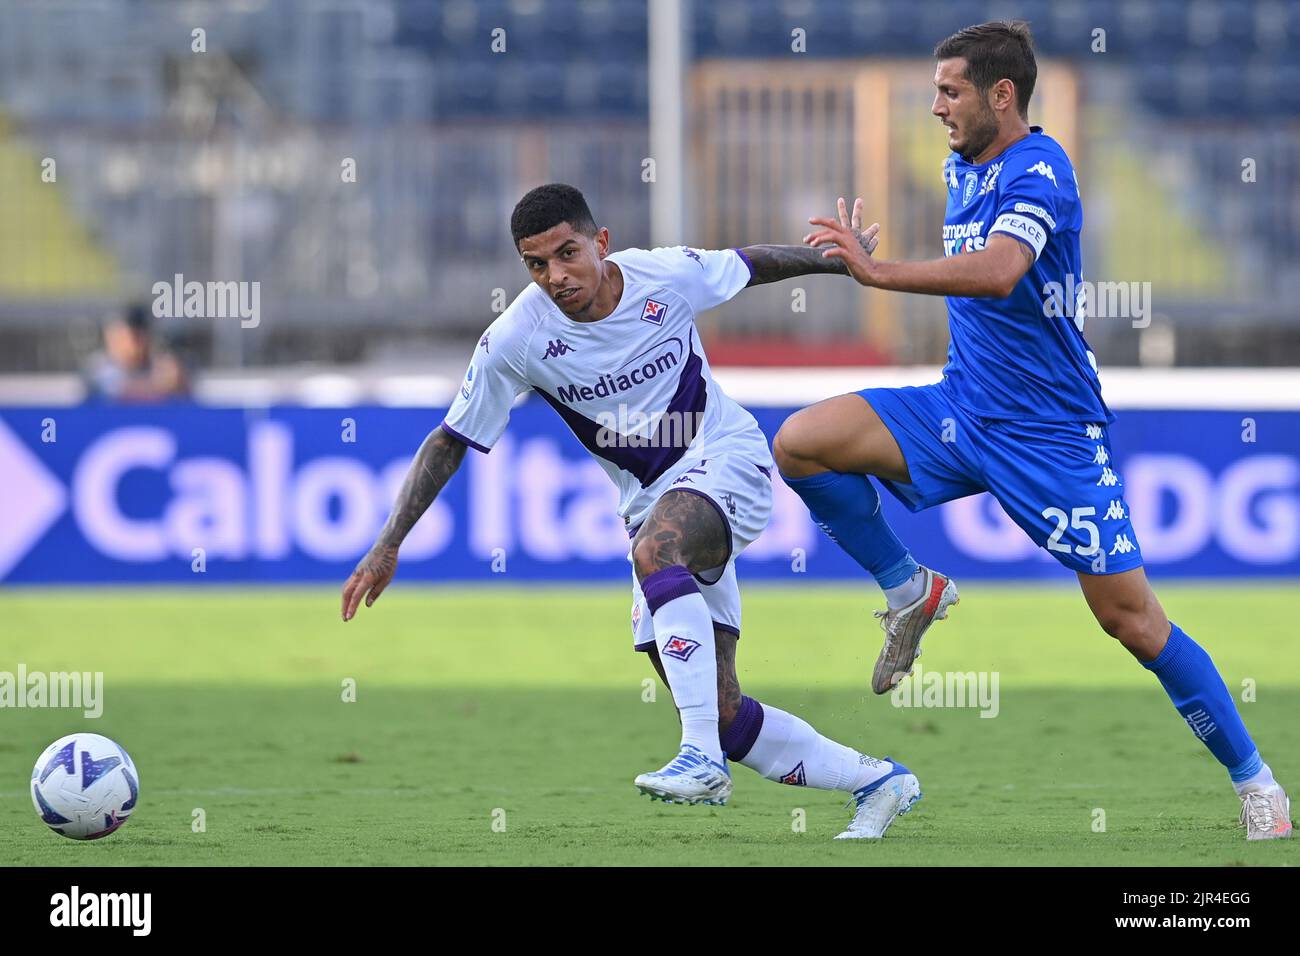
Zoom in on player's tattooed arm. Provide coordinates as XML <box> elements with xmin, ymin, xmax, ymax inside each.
<box><xmin>743</xmin><ymin>198</ymin><xmax>880</xmax><ymax>287</ymax></box>
<box><xmin>741</xmin><ymin>244</ymin><xmax>850</xmax><ymax>286</ymax></box>
<box><xmin>341</xmin><ymin>426</ymin><xmax>467</xmax><ymax>620</ymax></box>
<box><xmin>377</xmin><ymin>426</ymin><xmax>466</xmax><ymax>547</ymax></box>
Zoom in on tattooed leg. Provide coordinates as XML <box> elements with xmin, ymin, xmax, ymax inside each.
<box><xmin>630</xmin><ymin>489</ymin><xmax>729</xmax><ymax>582</ymax></box>
<box><xmin>631</xmin><ymin>490</ymin><xmax>731</xmax><ymax>764</ymax></box>
<box><xmin>647</xmin><ymin>627</ymin><xmax>742</xmax><ymax>733</ymax></box>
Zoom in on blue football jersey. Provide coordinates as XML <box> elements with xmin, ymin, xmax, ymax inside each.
<box><xmin>939</xmin><ymin>127</ymin><xmax>1112</xmax><ymax>423</ymax></box>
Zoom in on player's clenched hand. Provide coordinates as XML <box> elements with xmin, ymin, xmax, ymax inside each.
<box><xmin>803</xmin><ymin>197</ymin><xmax>881</xmax><ymax>286</ymax></box>
<box><xmin>341</xmin><ymin>543</ymin><xmax>399</xmax><ymax>621</ymax></box>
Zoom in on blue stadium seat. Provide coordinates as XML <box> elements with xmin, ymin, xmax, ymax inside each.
<box><xmin>875</xmin><ymin>0</ymin><xmax>924</xmax><ymax>54</ymax></box>
<box><xmin>918</xmin><ymin>1</ymin><xmax>988</xmax><ymax>56</ymax></box>
<box><xmin>1213</xmin><ymin>0</ymin><xmax>1260</xmax><ymax>54</ymax></box>
<box><xmin>595</xmin><ymin>59</ymin><xmax>646</xmax><ymax>114</ymax></box>
<box><xmin>792</xmin><ymin>2</ymin><xmax>857</xmax><ymax>57</ymax></box>
<box><xmin>435</xmin><ymin>60</ymin><xmax>497</xmax><ymax>116</ymax></box>
<box><xmin>1205</xmin><ymin>59</ymin><xmax>1247</xmax><ymax>115</ymax></box>
<box><xmin>845</xmin><ymin>0</ymin><xmax>893</xmax><ymax>56</ymax></box>
<box><xmin>576</xmin><ymin>0</ymin><xmax>644</xmax><ymax>59</ymax></box>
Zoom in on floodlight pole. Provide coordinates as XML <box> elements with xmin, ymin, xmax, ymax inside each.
<box><xmin>648</xmin><ymin>0</ymin><xmax>688</xmax><ymax>247</ymax></box>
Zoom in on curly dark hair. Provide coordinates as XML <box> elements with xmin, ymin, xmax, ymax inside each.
<box><xmin>510</xmin><ymin>183</ymin><xmax>598</xmax><ymax>249</ymax></box>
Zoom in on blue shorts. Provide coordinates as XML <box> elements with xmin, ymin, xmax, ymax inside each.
<box><xmin>858</xmin><ymin>380</ymin><xmax>1144</xmax><ymax>575</ymax></box>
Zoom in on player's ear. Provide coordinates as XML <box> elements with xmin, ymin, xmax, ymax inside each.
<box><xmin>594</xmin><ymin>226</ymin><xmax>610</xmax><ymax>258</ymax></box>
<box><xmin>992</xmin><ymin>77</ymin><xmax>1016</xmax><ymax>114</ymax></box>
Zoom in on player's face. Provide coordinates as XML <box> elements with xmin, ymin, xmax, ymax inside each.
<box><xmin>932</xmin><ymin>58</ymin><xmax>999</xmax><ymax>162</ymax></box>
<box><xmin>518</xmin><ymin>222</ymin><xmax>610</xmax><ymax>316</ymax></box>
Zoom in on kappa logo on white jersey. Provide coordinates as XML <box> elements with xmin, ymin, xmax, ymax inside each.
<box><xmin>1104</xmin><ymin>499</ymin><xmax>1126</xmax><ymax>520</ymax></box>
<box><xmin>541</xmin><ymin>338</ymin><xmax>576</xmax><ymax>360</ymax></box>
<box><xmin>640</xmin><ymin>298</ymin><xmax>668</xmax><ymax>326</ymax></box>
<box><xmin>1028</xmin><ymin>160</ymin><xmax>1058</xmax><ymax>187</ymax></box>
<box><xmin>1110</xmin><ymin>533</ymin><xmax>1136</xmax><ymax>555</ymax></box>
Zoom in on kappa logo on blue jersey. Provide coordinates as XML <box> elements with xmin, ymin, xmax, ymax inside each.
<box><xmin>641</xmin><ymin>298</ymin><xmax>668</xmax><ymax>326</ymax></box>
<box><xmin>541</xmin><ymin>338</ymin><xmax>576</xmax><ymax>360</ymax></box>
<box><xmin>1028</xmin><ymin>160</ymin><xmax>1058</xmax><ymax>187</ymax></box>
<box><xmin>663</xmin><ymin>636</ymin><xmax>701</xmax><ymax>661</ymax></box>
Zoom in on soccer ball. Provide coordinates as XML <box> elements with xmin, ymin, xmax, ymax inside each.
<box><xmin>31</xmin><ymin>733</ymin><xmax>140</xmax><ymax>840</ymax></box>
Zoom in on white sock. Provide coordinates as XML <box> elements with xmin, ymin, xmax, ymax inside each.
<box><xmin>738</xmin><ymin>701</ymin><xmax>891</xmax><ymax>793</ymax></box>
<box><xmin>883</xmin><ymin>568</ymin><xmax>926</xmax><ymax>610</ymax></box>
<box><xmin>644</xmin><ymin>567</ymin><xmax>722</xmax><ymax>764</ymax></box>
<box><xmin>1233</xmin><ymin>761</ymin><xmax>1277</xmax><ymax>796</ymax></box>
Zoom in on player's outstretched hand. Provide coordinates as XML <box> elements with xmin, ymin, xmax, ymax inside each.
<box><xmin>803</xmin><ymin>197</ymin><xmax>881</xmax><ymax>286</ymax></box>
<box><xmin>341</xmin><ymin>543</ymin><xmax>399</xmax><ymax>621</ymax></box>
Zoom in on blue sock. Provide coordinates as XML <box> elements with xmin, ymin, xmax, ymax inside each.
<box><xmin>1143</xmin><ymin>622</ymin><xmax>1261</xmax><ymax>782</ymax></box>
<box><xmin>783</xmin><ymin>470</ymin><xmax>918</xmax><ymax>589</ymax></box>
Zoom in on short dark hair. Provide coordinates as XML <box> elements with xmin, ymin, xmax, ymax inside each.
<box><xmin>934</xmin><ymin>20</ymin><xmax>1037</xmax><ymax>118</ymax></box>
<box><xmin>510</xmin><ymin>183</ymin><xmax>597</xmax><ymax>248</ymax></box>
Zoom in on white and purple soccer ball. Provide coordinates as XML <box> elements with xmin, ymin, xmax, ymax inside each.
<box><xmin>31</xmin><ymin>733</ymin><xmax>139</xmax><ymax>840</ymax></box>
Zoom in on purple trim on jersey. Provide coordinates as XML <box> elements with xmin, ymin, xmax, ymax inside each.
<box><xmin>721</xmin><ymin>695</ymin><xmax>764</xmax><ymax>761</ymax></box>
<box><xmin>634</xmin><ymin>639</ymin><xmax>657</xmax><ymax>653</ymax></box>
<box><xmin>641</xmin><ymin>565</ymin><xmax>699</xmax><ymax>614</ymax></box>
<box><xmin>438</xmin><ymin>420</ymin><xmax>490</xmax><ymax>454</ymax></box>
<box><xmin>532</xmin><ymin>331</ymin><xmax>708</xmax><ymax>488</ymax></box>
<box><xmin>731</xmin><ymin>247</ymin><xmax>755</xmax><ymax>280</ymax></box>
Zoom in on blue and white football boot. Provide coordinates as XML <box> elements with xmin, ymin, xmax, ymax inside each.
<box><xmin>635</xmin><ymin>744</ymin><xmax>733</xmax><ymax>805</ymax></box>
<box><xmin>835</xmin><ymin>759</ymin><xmax>921</xmax><ymax>839</ymax></box>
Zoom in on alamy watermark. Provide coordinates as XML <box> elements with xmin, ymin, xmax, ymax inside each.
<box><xmin>1043</xmin><ymin>273</ymin><xmax>1152</xmax><ymax>329</ymax></box>
<box><xmin>152</xmin><ymin>273</ymin><xmax>260</xmax><ymax>328</ymax></box>
<box><xmin>0</xmin><ymin>666</ymin><xmax>103</xmax><ymax>718</ymax></box>
<box><xmin>596</xmin><ymin>405</ymin><xmax>704</xmax><ymax>450</ymax></box>
<box><xmin>890</xmin><ymin>664</ymin><xmax>999</xmax><ymax>718</ymax></box>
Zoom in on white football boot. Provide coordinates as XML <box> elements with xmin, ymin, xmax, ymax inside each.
<box><xmin>635</xmin><ymin>744</ymin><xmax>733</xmax><ymax>806</ymax></box>
<box><xmin>835</xmin><ymin>759</ymin><xmax>921</xmax><ymax>839</ymax></box>
<box><xmin>1239</xmin><ymin>783</ymin><xmax>1293</xmax><ymax>841</ymax></box>
<box><xmin>871</xmin><ymin>567</ymin><xmax>959</xmax><ymax>695</ymax></box>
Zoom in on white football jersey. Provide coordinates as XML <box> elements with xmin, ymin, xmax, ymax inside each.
<box><xmin>441</xmin><ymin>245</ymin><xmax>774</xmax><ymax>525</ymax></box>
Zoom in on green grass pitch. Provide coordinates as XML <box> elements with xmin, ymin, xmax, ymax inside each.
<box><xmin>1</xmin><ymin>582</ymin><xmax>1297</xmax><ymax>866</ymax></box>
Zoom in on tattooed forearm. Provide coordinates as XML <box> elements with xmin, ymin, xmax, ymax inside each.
<box><xmin>741</xmin><ymin>244</ymin><xmax>849</xmax><ymax>287</ymax></box>
<box><xmin>376</xmin><ymin>426</ymin><xmax>467</xmax><ymax>548</ymax></box>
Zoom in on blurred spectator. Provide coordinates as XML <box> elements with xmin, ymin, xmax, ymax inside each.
<box><xmin>82</xmin><ymin>303</ymin><xmax>189</xmax><ymax>402</ymax></box>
